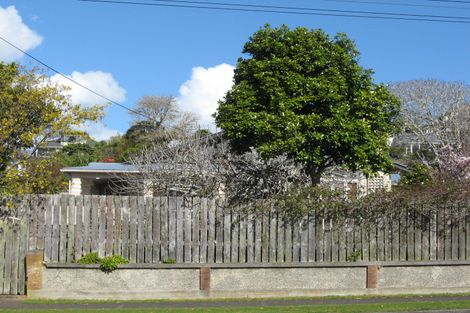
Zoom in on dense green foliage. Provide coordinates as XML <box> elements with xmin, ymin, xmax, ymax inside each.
<box><xmin>77</xmin><ymin>252</ymin><xmax>128</xmax><ymax>273</ymax></box>
<box><xmin>399</xmin><ymin>163</ymin><xmax>431</xmax><ymax>185</ymax></box>
<box><xmin>77</xmin><ymin>252</ymin><xmax>101</xmax><ymax>264</ymax></box>
<box><xmin>216</xmin><ymin>25</ymin><xmax>401</xmax><ymax>184</ymax></box>
<box><xmin>0</xmin><ymin>62</ymin><xmax>102</xmax><ymax>195</ymax></box>
<box><xmin>99</xmin><ymin>255</ymin><xmax>129</xmax><ymax>273</ymax></box>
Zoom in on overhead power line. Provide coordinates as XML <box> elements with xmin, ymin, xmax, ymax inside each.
<box><xmin>426</xmin><ymin>0</ymin><xmax>470</xmax><ymax>4</ymax></box>
<box><xmin>146</xmin><ymin>0</ymin><xmax>470</xmax><ymax>19</ymax></box>
<box><xmin>0</xmin><ymin>35</ymin><xmax>150</xmax><ymax>120</ymax></box>
<box><xmin>323</xmin><ymin>0</ymin><xmax>470</xmax><ymax>11</ymax></box>
<box><xmin>78</xmin><ymin>0</ymin><xmax>470</xmax><ymax>24</ymax></box>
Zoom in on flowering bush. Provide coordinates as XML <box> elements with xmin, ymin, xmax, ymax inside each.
<box><xmin>438</xmin><ymin>145</ymin><xmax>470</xmax><ymax>180</ymax></box>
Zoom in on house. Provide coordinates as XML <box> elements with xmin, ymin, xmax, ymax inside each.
<box><xmin>321</xmin><ymin>167</ymin><xmax>392</xmax><ymax>199</ymax></box>
<box><xmin>62</xmin><ymin>161</ymin><xmax>395</xmax><ymax>198</ymax></box>
<box><xmin>61</xmin><ymin>162</ymin><xmax>140</xmax><ymax>195</ymax></box>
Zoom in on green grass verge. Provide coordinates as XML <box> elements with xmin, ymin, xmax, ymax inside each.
<box><xmin>4</xmin><ymin>300</ymin><xmax>470</xmax><ymax>313</ymax></box>
<box><xmin>21</xmin><ymin>292</ymin><xmax>470</xmax><ymax>305</ymax></box>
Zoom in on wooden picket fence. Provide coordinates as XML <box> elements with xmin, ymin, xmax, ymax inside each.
<box><xmin>0</xmin><ymin>199</ymin><xmax>29</xmax><ymax>295</ymax></box>
<box><xmin>24</xmin><ymin>194</ymin><xmax>470</xmax><ymax>264</ymax></box>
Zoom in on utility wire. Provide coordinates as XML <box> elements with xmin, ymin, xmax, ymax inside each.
<box><xmin>323</xmin><ymin>0</ymin><xmax>470</xmax><ymax>11</ymax></box>
<box><xmin>0</xmin><ymin>35</ymin><xmax>150</xmax><ymax>120</ymax></box>
<box><xmin>426</xmin><ymin>0</ymin><xmax>470</xmax><ymax>4</ymax></box>
<box><xmin>78</xmin><ymin>0</ymin><xmax>470</xmax><ymax>24</ymax></box>
<box><xmin>144</xmin><ymin>0</ymin><xmax>470</xmax><ymax>20</ymax></box>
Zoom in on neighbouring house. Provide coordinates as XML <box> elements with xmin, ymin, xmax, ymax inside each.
<box><xmin>61</xmin><ymin>162</ymin><xmax>140</xmax><ymax>195</ymax></box>
<box><xmin>321</xmin><ymin>167</ymin><xmax>393</xmax><ymax>199</ymax></box>
<box><xmin>62</xmin><ymin>161</ymin><xmax>397</xmax><ymax>198</ymax></box>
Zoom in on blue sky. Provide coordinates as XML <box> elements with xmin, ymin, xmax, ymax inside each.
<box><xmin>1</xmin><ymin>0</ymin><xmax>469</xmax><ymax>140</ymax></box>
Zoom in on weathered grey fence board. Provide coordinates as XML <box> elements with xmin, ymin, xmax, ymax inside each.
<box><xmin>152</xmin><ymin>197</ymin><xmax>161</xmax><ymax>263</ymax></box>
<box><xmin>215</xmin><ymin>205</ymin><xmax>224</xmax><ymax>263</ymax></box>
<box><xmin>160</xmin><ymin>196</ymin><xmax>168</xmax><ymax>261</ymax></box>
<box><xmin>121</xmin><ymin>196</ymin><xmax>130</xmax><ymax>260</ymax></box>
<box><xmin>137</xmin><ymin>196</ymin><xmax>145</xmax><ymax>263</ymax></box>
<box><xmin>75</xmin><ymin>196</ymin><xmax>83</xmax><ymax>260</ymax></box>
<box><xmin>277</xmin><ymin>216</ymin><xmax>285</xmax><ymax>262</ymax></box>
<box><xmin>292</xmin><ymin>221</ymin><xmax>300</xmax><ymax>262</ymax></box>
<box><xmin>246</xmin><ymin>214</ymin><xmax>254</xmax><ymax>263</ymax></box>
<box><xmin>231</xmin><ymin>210</ymin><xmax>239</xmax><ymax>263</ymax></box>
<box><xmin>168</xmin><ymin>196</ymin><xmax>176</xmax><ymax>260</ymax></box>
<box><xmin>0</xmin><ymin>225</ymin><xmax>5</xmax><ymax>293</ymax></box>
<box><xmin>184</xmin><ymin>198</ymin><xmax>192</xmax><ymax>263</ymax></box>
<box><xmin>207</xmin><ymin>199</ymin><xmax>215</xmax><ymax>262</ymax></box>
<box><xmin>11</xmin><ymin>194</ymin><xmax>470</xmax><ymax>269</ymax></box>
<box><xmin>114</xmin><ymin>196</ymin><xmax>122</xmax><ymax>257</ymax></box>
<box><xmin>254</xmin><ymin>216</ymin><xmax>261</xmax><ymax>263</ymax></box>
<box><xmin>262</xmin><ymin>213</ymin><xmax>269</xmax><ymax>262</ymax></box>
<box><xmin>459</xmin><ymin>218</ymin><xmax>465</xmax><ymax>260</ymax></box>
<box><xmin>192</xmin><ymin>198</ymin><xmax>200</xmax><ymax>263</ymax></box>
<box><xmin>422</xmin><ymin>215</ymin><xmax>430</xmax><ymax>261</ymax></box>
<box><xmin>199</xmin><ymin>198</ymin><xmax>208</xmax><ymax>263</ymax></box>
<box><xmin>269</xmin><ymin>212</ymin><xmax>277</xmax><ymax>262</ymax></box>
<box><xmin>3</xmin><ymin>225</ymin><xmax>13</xmax><ymax>294</ymax></box>
<box><xmin>308</xmin><ymin>214</ymin><xmax>315</xmax><ymax>262</ymax></box>
<box><xmin>175</xmin><ymin>197</ymin><xmax>183</xmax><ymax>263</ymax></box>
<box><xmin>59</xmin><ymin>196</ymin><xmax>68</xmax><ymax>262</ymax></box>
<box><xmin>67</xmin><ymin>195</ymin><xmax>76</xmax><ymax>262</ymax></box>
<box><xmin>224</xmin><ymin>210</ymin><xmax>232</xmax><ymax>263</ymax></box>
<box><xmin>43</xmin><ymin>196</ymin><xmax>52</xmax><ymax>262</ymax></box>
<box><xmin>129</xmin><ymin>197</ymin><xmax>137</xmax><ymax>263</ymax></box>
<box><xmin>300</xmin><ymin>217</ymin><xmax>308</xmax><ymax>262</ymax></box>
<box><xmin>144</xmin><ymin>197</ymin><xmax>153</xmax><ymax>263</ymax></box>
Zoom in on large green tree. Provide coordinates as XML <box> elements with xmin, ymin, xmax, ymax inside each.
<box><xmin>215</xmin><ymin>25</ymin><xmax>401</xmax><ymax>184</ymax></box>
<box><xmin>0</xmin><ymin>62</ymin><xmax>102</xmax><ymax>194</ymax></box>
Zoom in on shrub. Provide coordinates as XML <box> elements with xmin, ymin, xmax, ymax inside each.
<box><xmin>77</xmin><ymin>252</ymin><xmax>101</xmax><ymax>264</ymax></box>
<box><xmin>99</xmin><ymin>255</ymin><xmax>129</xmax><ymax>273</ymax></box>
<box><xmin>400</xmin><ymin>163</ymin><xmax>431</xmax><ymax>185</ymax></box>
<box><xmin>162</xmin><ymin>257</ymin><xmax>176</xmax><ymax>264</ymax></box>
<box><xmin>76</xmin><ymin>252</ymin><xmax>128</xmax><ymax>273</ymax></box>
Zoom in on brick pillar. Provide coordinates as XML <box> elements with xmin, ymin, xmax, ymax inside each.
<box><xmin>200</xmin><ymin>267</ymin><xmax>211</xmax><ymax>291</ymax></box>
<box><xmin>366</xmin><ymin>265</ymin><xmax>378</xmax><ymax>289</ymax></box>
<box><xmin>26</xmin><ymin>251</ymin><xmax>44</xmax><ymax>292</ymax></box>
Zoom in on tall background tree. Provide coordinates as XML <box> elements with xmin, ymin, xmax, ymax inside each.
<box><xmin>0</xmin><ymin>62</ymin><xmax>102</xmax><ymax>194</ymax></box>
<box><xmin>389</xmin><ymin>79</ymin><xmax>470</xmax><ymax>165</ymax></box>
<box><xmin>215</xmin><ymin>25</ymin><xmax>401</xmax><ymax>185</ymax></box>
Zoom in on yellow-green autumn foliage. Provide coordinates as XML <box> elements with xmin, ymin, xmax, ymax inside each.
<box><xmin>0</xmin><ymin>62</ymin><xmax>103</xmax><ymax>195</ymax></box>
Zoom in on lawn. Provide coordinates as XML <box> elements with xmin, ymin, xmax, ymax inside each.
<box><xmin>3</xmin><ymin>300</ymin><xmax>470</xmax><ymax>313</ymax></box>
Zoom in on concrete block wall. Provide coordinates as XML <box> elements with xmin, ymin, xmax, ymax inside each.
<box><xmin>25</xmin><ymin>251</ymin><xmax>470</xmax><ymax>300</ymax></box>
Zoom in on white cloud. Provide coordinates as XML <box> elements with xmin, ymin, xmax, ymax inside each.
<box><xmin>50</xmin><ymin>70</ymin><xmax>127</xmax><ymax>107</ymax></box>
<box><xmin>177</xmin><ymin>63</ymin><xmax>234</xmax><ymax>131</ymax></box>
<box><xmin>83</xmin><ymin>121</ymin><xmax>121</xmax><ymax>141</ymax></box>
<box><xmin>0</xmin><ymin>5</ymin><xmax>42</xmax><ymax>62</ymax></box>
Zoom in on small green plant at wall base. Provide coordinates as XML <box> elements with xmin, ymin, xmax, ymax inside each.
<box><xmin>162</xmin><ymin>257</ymin><xmax>176</xmax><ymax>264</ymax></box>
<box><xmin>76</xmin><ymin>252</ymin><xmax>128</xmax><ymax>273</ymax></box>
<box><xmin>99</xmin><ymin>255</ymin><xmax>129</xmax><ymax>273</ymax></box>
<box><xmin>77</xmin><ymin>252</ymin><xmax>101</xmax><ymax>264</ymax></box>
<box><xmin>346</xmin><ymin>250</ymin><xmax>362</xmax><ymax>262</ymax></box>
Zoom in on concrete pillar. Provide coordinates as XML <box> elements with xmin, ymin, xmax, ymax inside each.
<box><xmin>26</xmin><ymin>250</ymin><xmax>44</xmax><ymax>292</ymax></box>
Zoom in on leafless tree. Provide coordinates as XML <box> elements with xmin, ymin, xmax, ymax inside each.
<box><xmin>389</xmin><ymin>80</ymin><xmax>470</xmax><ymax>163</ymax></box>
<box><xmin>112</xmin><ymin>133</ymin><xmax>310</xmax><ymax>205</ymax></box>
<box><xmin>113</xmin><ymin>133</ymin><xmax>229</xmax><ymax>196</ymax></box>
<box><xmin>130</xmin><ymin>95</ymin><xmax>198</xmax><ymax>138</ymax></box>
<box><xmin>223</xmin><ymin>148</ymin><xmax>309</xmax><ymax>208</ymax></box>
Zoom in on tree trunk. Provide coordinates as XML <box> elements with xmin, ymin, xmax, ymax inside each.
<box><xmin>306</xmin><ymin>164</ymin><xmax>323</xmax><ymax>186</ymax></box>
